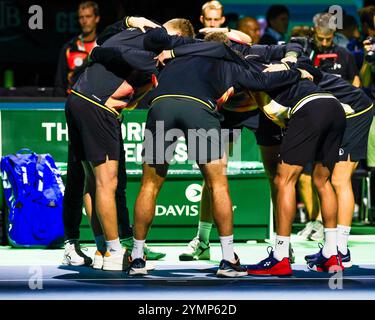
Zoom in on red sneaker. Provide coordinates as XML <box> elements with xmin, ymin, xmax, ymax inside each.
<box><xmin>247</xmin><ymin>248</ymin><xmax>293</xmax><ymax>276</ymax></box>
<box><xmin>307</xmin><ymin>249</ymin><xmax>344</xmax><ymax>272</ymax></box>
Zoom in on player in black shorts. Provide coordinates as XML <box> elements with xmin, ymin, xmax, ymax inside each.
<box><xmin>65</xmin><ymin>16</ymin><xmax>163</xmax><ymax>272</ymax></box>
<box><xmin>260</xmin><ymin>59</ymin><xmax>374</xmax><ymax>269</ymax></box>
<box><xmin>127</xmin><ymin>40</ymin><xmax>310</xmax><ymax>277</ymax></box>
<box><xmin>304</xmin><ymin>71</ymin><xmax>374</xmax><ymax>268</ymax></box>
<box><xmin>163</xmin><ymin>38</ymin><xmax>346</xmax><ymax>275</ymax></box>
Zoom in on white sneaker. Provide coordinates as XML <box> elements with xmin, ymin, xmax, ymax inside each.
<box><xmin>102</xmin><ymin>249</ymin><xmax>126</xmax><ymax>271</ymax></box>
<box><xmin>92</xmin><ymin>250</ymin><xmax>104</xmax><ymax>270</ymax></box>
<box><xmin>61</xmin><ymin>240</ymin><xmax>93</xmax><ymax>266</ymax></box>
<box><xmin>297</xmin><ymin>221</ymin><xmax>315</xmax><ymax>238</ymax></box>
<box><xmin>308</xmin><ymin>220</ymin><xmax>324</xmax><ymax>241</ymax></box>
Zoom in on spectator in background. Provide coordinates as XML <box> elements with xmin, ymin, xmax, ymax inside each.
<box><xmin>197</xmin><ymin>1</ymin><xmax>252</xmax><ymax>43</ymax></box>
<box><xmin>54</xmin><ymin>1</ymin><xmax>100</xmax><ymax>97</ymax></box>
<box><xmin>237</xmin><ymin>16</ymin><xmax>261</xmax><ymax>44</ymax></box>
<box><xmin>259</xmin><ymin>5</ymin><xmax>289</xmax><ymax>45</ymax></box>
<box><xmin>200</xmin><ymin>1</ymin><xmax>226</xmax><ymax>29</ymax></box>
<box><xmin>311</xmin><ymin>12</ymin><xmax>361</xmax><ymax>87</ymax></box>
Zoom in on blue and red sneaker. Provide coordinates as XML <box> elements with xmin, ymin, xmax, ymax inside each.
<box><xmin>306</xmin><ymin>248</ymin><xmax>344</xmax><ymax>272</ymax></box>
<box><xmin>247</xmin><ymin>247</ymin><xmax>293</xmax><ymax>276</ymax></box>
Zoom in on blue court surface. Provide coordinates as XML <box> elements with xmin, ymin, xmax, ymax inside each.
<box><xmin>0</xmin><ymin>235</ymin><xmax>374</xmax><ymax>300</ymax></box>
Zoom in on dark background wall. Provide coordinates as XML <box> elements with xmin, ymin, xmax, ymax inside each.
<box><xmin>0</xmin><ymin>0</ymin><xmax>369</xmax><ymax>88</ymax></box>
<box><xmin>0</xmin><ymin>0</ymin><xmax>204</xmax><ymax>87</ymax></box>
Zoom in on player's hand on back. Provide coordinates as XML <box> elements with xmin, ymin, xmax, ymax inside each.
<box><xmin>155</xmin><ymin>50</ymin><xmax>172</xmax><ymax>67</ymax></box>
<box><xmin>128</xmin><ymin>17</ymin><xmax>160</xmax><ymax>33</ymax></box>
<box><xmin>263</xmin><ymin>63</ymin><xmax>288</xmax><ymax>73</ymax></box>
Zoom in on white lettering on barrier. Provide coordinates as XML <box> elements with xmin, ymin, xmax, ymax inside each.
<box><xmin>42</xmin><ymin>122</ymin><xmax>68</xmax><ymax>142</ymax></box>
<box><xmin>155</xmin><ymin>205</ymin><xmax>199</xmax><ymax>217</ymax></box>
<box><xmin>56</xmin><ymin>122</ymin><xmax>68</xmax><ymax>141</ymax></box>
<box><xmin>42</xmin><ymin>123</ymin><xmax>56</xmax><ymax>141</ymax></box>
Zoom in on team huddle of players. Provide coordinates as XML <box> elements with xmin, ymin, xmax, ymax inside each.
<box><xmin>64</xmin><ymin>10</ymin><xmax>374</xmax><ymax>277</ymax></box>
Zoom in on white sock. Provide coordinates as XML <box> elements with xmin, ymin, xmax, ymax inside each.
<box><xmin>131</xmin><ymin>238</ymin><xmax>145</xmax><ymax>260</ymax></box>
<box><xmin>273</xmin><ymin>235</ymin><xmax>290</xmax><ymax>261</ymax></box>
<box><xmin>322</xmin><ymin>228</ymin><xmax>338</xmax><ymax>258</ymax></box>
<box><xmin>197</xmin><ymin>221</ymin><xmax>212</xmax><ymax>243</ymax></box>
<box><xmin>95</xmin><ymin>235</ymin><xmax>106</xmax><ymax>252</ymax></box>
<box><xmin>337</xmin><ymin>225</ymin><xmax>351</xmax><ymax>255</ymax></box>
<box><xmin>105</xmin><ymin>238</ymin><xmax>122</xmax><ymax>254</ymax></box>
<box><xmin>219</xmin><ymin>235</ymin><xmax>235</xmax><ymax>262</ymax></box>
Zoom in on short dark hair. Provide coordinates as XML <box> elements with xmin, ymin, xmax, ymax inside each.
<box><xmin>359</xmin><ymin>6</ymin><xmax>375</xmax><ymax>30</ymax></box>
<box><xmin>266</xmin><ymin>5</ymin><xmax>289</xmax><ymax>25</ymax></box>
<box><xmin>78</xmin><ymin>1</ymin><xmax>100</xmax><ymax>16</ymax></box>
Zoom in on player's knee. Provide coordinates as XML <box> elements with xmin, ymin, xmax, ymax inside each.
<box><xmin>274</xmin><ymin>172</ymin><xmax>298</xmax><ymax>189</ymax></box>
<box><xmin>331</xmin><ymin>174</ymin><xmax>351</xmax><ymax>190</ymax></box>
<box><xmin>312</xmin><ymin>174</ymin><xmax>329</xmax><ymax>190</ymax></box>
<box><xmin>96</xmin><ymin>175</ymin><xmax>118</xmax><ymax>193</ymax></box>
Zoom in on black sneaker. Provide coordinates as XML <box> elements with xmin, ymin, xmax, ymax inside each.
<box><xmin>127</xmin><ymin>257</ymin><xmax>148</xmax><ymax>276</ymax></box>
<box><xmin>216</xmin><ymin>253</ymin><xmax>248</xmax><ymax>278</ymax></box>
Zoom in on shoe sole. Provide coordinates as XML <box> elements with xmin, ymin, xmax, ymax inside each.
<box><xmin>342</xmin><ymin>261</ymin><xmax>352</xmax><ymax>268</ymax></box>
<box><xmin>307</xmin><ymin>264</ymin><xmax>344</xmax><ymax>272</ymax></box>
<box><xmin>216</xmin><ymin>270</ymin><xmax>248</xmax><ymax>278</ymax></box>
<box><xmin>129</xmin><ymin>268</ymin><xmax>148</xmax><ymax>276</ymax></box>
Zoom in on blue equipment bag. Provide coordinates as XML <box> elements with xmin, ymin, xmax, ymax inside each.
<box><xmin>0</xmin><ymin>149</ymin><xmax>65</xmax><ymax>247</ymax></box>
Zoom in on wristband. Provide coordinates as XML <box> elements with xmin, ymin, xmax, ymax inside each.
<box><xmin>124</xmin><ymin>16</ymin><xmax>131</xmax><ymax>28</ymax></box>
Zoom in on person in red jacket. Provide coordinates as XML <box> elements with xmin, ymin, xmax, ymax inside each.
<box><xmin>54</xmin><ymin>1</ymin><xmax>100</xmax><ymax>97</ymax></box>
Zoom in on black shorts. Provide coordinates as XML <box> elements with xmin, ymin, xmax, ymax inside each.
<box><xmin>280</xmin><ymin>97</ymin><xmax>346</xmax><ymax>171</ymax></box>
<box><xmin>220</xmin><ymin>108</ymin><xmax>282</xmax><ymax>146</ymax></box>
<box><xmin>65</xmin><ymin>93</ymin><xmax>122</xmax><ymax>162</ymax></box>
<box><xmin>143</xmin><ymin>96</ymin><xmax>223</xmax><ymax>164</ymax></box>
<box><xmin>339</xmin><ymin>105</ymin><xmax>374</xmax><ymax>161</ymax></box>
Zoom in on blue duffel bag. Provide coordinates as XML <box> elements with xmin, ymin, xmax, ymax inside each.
<box><xmin>0</xmin><ymin>149</ymin><xmax>65</xmax><ymax>248</ymax></box>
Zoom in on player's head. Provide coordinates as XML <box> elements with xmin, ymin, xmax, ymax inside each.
<box><xmin>78</xmin><ymin>1</ymin><xmax>100</xmax><ymax>36</ymax></box>
<box><xmin>313</xmin><ymin>13</ymin><xmax>336</xmax><ymax>51</ymax></box>
<box><xmin>204</xmin><ymin>31</ymin><xmax>230</xmax><ymax>44</ymax></box>
<box><xmin>237</xmin><ymin>17</ymin><xmax>261</xmax><ymax>44</ymax></box>
<box><xmin>163</xmin><ymin>18</ymin><xmax>196</xmax><ymax>37</ymax></box>
<box><xmin>200</xmin><ymin>1</ymin><xmax>225</xmax><ymax>28</ymax></box>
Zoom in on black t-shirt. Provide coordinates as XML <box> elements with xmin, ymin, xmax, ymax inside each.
<box><xmin>311</xmin><ymin>45</ymin><xmax>359</xmax><ymax>82</ymax></box>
